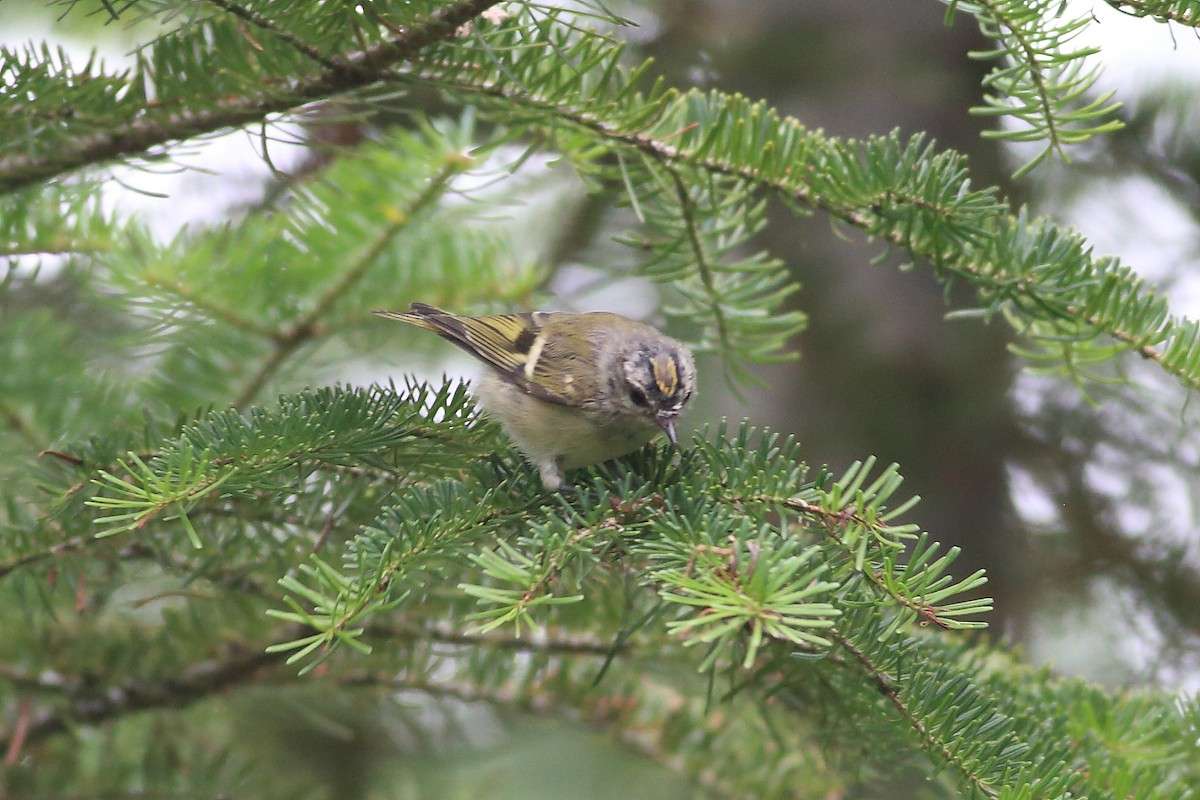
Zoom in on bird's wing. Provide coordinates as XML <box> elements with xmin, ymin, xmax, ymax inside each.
<box><xmin>373</xmin><ymin>304</ymin><xmax>592</xmax><ymax>406</ymax></box>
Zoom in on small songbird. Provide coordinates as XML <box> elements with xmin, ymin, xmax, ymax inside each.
<box><xmin>375</xmin><ymin>303</ymin><xmax>696</xmax><ymax>490</ymax></box>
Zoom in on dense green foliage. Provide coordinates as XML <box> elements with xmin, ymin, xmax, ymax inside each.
<box><xmin>2</xmin><ymin>1</ymin><xmax>1198</xmax><ymax>798</ymax></box>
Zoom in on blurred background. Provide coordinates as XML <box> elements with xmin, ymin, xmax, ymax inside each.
<box><xmin>5</xmin><ymin>0</ymin><xmax>1200</xmax><ymax>795</ymax></box>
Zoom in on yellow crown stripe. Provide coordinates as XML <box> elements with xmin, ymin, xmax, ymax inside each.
<box><xmin>654</xmin><ymin>355</ymin><xmax>679</xmax><ymax>396</ymax></box>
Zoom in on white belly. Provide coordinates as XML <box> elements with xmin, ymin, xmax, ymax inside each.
<box><xmin>475</xmin><ymin>371</ymin><xmax>659</xmax><ymax>471</ymax></box>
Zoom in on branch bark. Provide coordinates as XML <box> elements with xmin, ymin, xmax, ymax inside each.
<box><xmin>0</xmin><ymin>0</ymin><xmax>501</xmax><ymax>194</ymax></box>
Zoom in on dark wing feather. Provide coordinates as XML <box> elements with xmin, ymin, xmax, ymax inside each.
<box><xmin>373</xmin><ymin>304</ymin><xmax>582</xmax><ymax>406</ymax></box>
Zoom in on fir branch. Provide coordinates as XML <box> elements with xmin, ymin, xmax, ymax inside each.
<box><xmin>330</xmin><ymin>670</ymin><xmax>752</xmax><ymax>799</ymax></box>
<box><xmin>0</xmin><ymin>528</ymin><xmax>94</xmax><ymax>581</ymax></box>
<box><xmin>461</xmin><ymin>519</ymin><xmax>609</xmax><ymax>634</ymax></box>
<box><xmin>364</xmin><ymin>620</ymin><xmax>635</xmax><ymax>657</ymax></box>
<box><xmin>392</xmin><ymin>14</ymin><xmax>1182</xmax><ymax>387</ymax></box>
<box><xmin>140</xmin><ymin>272</ymin><xmax>279</xmax><ymax>340</ymax></box>
<box><xmin>8</xmin><ymin>5</ymin><xmax>1175</xmax><ymax>390</ymax></box>
<box><xmin>268</xmin><ymin>482</ymin><xmax>532</xmax><ymax>669</ymax></box>
<box><xmin>942</xmin><ymin>0</ymin><xmax>1125</xmax><ymax>176</ymax></box>
<box><xmin>668</xmin><ymin>169</ymin><xmax>732</xmax><ymax>366</ymax></box>
<box><xmin>0</xmin><ymin>0</ymin><xmax>501</xmax><ymax>193</ymax></box>
<box><xmin>0</xmin><ymin>645</ymin><xmax>286</xmax><ymax>756</ymax></box>
<box><xmin>0</xmin><ymin>398</ymin><xmax>45</xmax><ymax>452</ymax></box>
<box><xmin>3</xmin><ymin>6</ymin><xmax>1198</xmax><ymax>795</ymax></box>
<box><xmin>804</xmin><ymin>617</ymin><xmax>1183</xmax><ymax>798</ymax></box>
<box><xmin>234</xmin><ymin>156</ymin><xmax>466</xmax><ymax>405</ymax></box>
<box><xmin>269</xmin><ymin>418</ymin><xmax>988</xmax><ymax>675</ymax></box>
<box><xmin>779</xmin><ymin>496</ymin><xmax>988</xmax><ymax>630</ymax></box>
<box><xmin>423</xmin><ymin>55</ymin><xmax>1185</xmax><ymax>390</ymax></box>
<box><xmin>1104</xmin><ymin>0</ymin><xmax>1200</xmax><ymax>26</ymax></box>
<box><xmin>203</xmin><ymin>0</ymin><xmax>341</xmax><ymax>72</ymax></box>
<box><xmin>0</xmin><ymin>639</ymin><xmax>729</xmax><ymax>792</ymax></box>
<box><xmin>0</xmin><ymin>623</ymin><xmax>636</xmax><ymax>759</ymax></box>
<box><xmin>116</xmin><ymin>540</ymin><xmax>276</xmax><ymax>599</ymax></box>
<box><xmin>829</xmin><ymin>628</ymin><xmax>1001</xmax><ymax>799</ymax></box>
<box><xmin>85</xmin><ymin>381</ymin><xmax>489</xmax><ymax>540</ymax></box>
<box><xmin>690</xmin><ymin>444</ymin><xmax>988</xmax><ymax>633</ymax></box>
<box><xmin>0</xmin><ymin>187</ymin><xmax>120</xmax><ymax>265</ymax></box>
<box><xmin>977</xmin><ymin>1</ymin><xmax>1066</xmax><ymax>143</ymax></box>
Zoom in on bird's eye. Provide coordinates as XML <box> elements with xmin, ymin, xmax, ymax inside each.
<box><xmin>629</xmin><ymin>387</ymin><xmax>649</xmax><ymax>407</ymax></box>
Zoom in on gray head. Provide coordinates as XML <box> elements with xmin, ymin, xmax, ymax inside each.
<box><xmin>617</xmin><ymin>341</ymin><xmax>696</xmax><ymax>445</ymax></box>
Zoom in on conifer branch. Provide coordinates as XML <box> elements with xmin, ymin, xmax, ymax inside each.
<box><xmin>668</xmin><ymin>168</ymin><xmax>733</xmax><ymax>364</ymax></box>
<box><xmin>233</xmin><ymin>325</ymin><xmax>311</xmax><ymax>409</ymax></box>
<box><xmin>203</xmin><ymin>0</ymin><xmax>341</xmax><ymax>72</ymax></box>
<box><xmin>0</xmin><ymin>528</ymin><xmax>94</xmax><ymax>581</ymax></box>
<box><xmin>366</xmin><ymin>621</ymin><xmax>635</xmax><ymax>656</ymax></box>
<box><xmin>773</xmin><ymin>496</ymin><xmax>954</xmax><ymax>626</ymax></box>
<box><xmin>1104</xmin><ymin>0</ymin><xmax>1200</xmax><ymax>25</ymax></box>
<box><xmin>234</xmin><ymin>158</ymin><xmax>464</xmax><ymax>405</ymax></box>
<box><xmin>119</xmin><ymin>540</ymin><xmax>276</xmax><ymax>598</ymax></box>
<box><xmin>975</xmin><ymin>0</ymin><xmax>1066</xmax><ymax>159</ymax></box>
<box><xmin>4</xmin><ymin>6</ymin><xmax>1198</xmax><ymax>795</ymax></box>
<box><xmin>0</xmin><ymin>646</ymin><xmax>286</xmax><ymax>756</ymax></box>
<box><xmin>418</xmin><ymin>65</ymin><xmax>1185</xmax><ymax>390</ymax></box>
<box><xmin>142</xmin><ymin>273</ymin><xmax>279</xmax><ymax>340</ymax></box>
<box><xmin>0</xmin><ymin>398</ymin><xmax>44</xmax><ymax>452</ymax></box>
<box><xmin>0</xmin><ymin>0</ymin><xmax>501</xmax><ymax>193</ymax></box>
<box><xmin>86</xmin><ymin>382</ymin><xmax>488</xmax><ymax>540</ymax></box>
<box><xmin>0</xmin><ymin>241</ymin><xmax>109</xmax><ymax>258</ymax></box>
<box><xmin>0</xmin><ymin>621</ymin><xmax>633</xmax><ymax>759</ymax></box>
<box><xmin>333</xmin><ymin>671</ymin><xmax>744</xmax><ymax>798</ymax></box>
<box><xmin>950</xmin><ymin>0</ymin><xmax>1124</xmax><ymax>176</ymax></box>
<box><xmin>830</xmin><ymin>629</ymin><xmax>1000</xmax><ymax>799</ymax></box>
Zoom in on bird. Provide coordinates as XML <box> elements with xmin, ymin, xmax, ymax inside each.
<box><xmin>374</xmin><ymin>303</ymin><xmax>696</xmax><ymax>489</ymax></box>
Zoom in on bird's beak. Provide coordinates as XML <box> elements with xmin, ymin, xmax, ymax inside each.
<box><xmin>657</xmin><ymin>416</ymin><xmax>678</xmax><ymax>447</ymax></box>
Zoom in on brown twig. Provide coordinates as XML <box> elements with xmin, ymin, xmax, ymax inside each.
<box><xmin>0</xmin><ymin>645</ymin><xmax>286</xmax><ymax>756</ymax></box>
<box><xmin>0</xmin><ymin>0</ymin><xmax>502</xmax><ymax>193</ymax></box>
